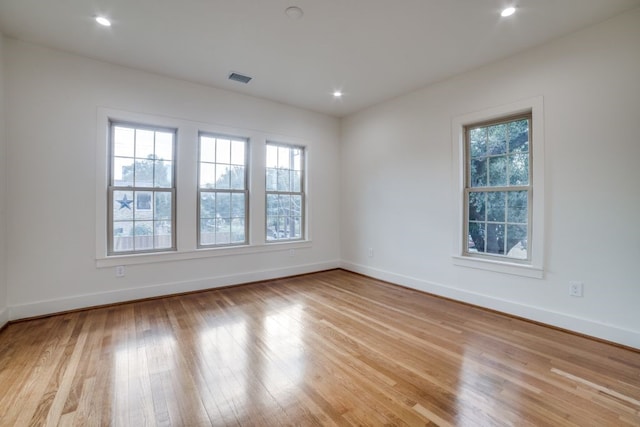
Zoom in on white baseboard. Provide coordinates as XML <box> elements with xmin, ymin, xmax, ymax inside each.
<box><xmin>0</xmin><ymin>307</ymin><xmax>8</xmax><ymax>330</ymax></box>
<box><xmin>9</xmin><ymin>260</ymin><xmax>340</xmax><ymax>321</ymax></box>
<box><xmin>340</xmin><ymin>261</ymin><xmax>640</xmax><ymax>350</ymax></box>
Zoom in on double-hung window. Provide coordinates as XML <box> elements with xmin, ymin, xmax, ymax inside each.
<box><xmin>198</xmin><ymin>133</ymin><xmax>248</xmax><ymax>247</ymax></box>
<box><xmin>108</xmin><ymin>122</ymin><xmax>176</xmax><ymax>254</ymax></box>
<box><xmin>265</xmin><ymin>142</ymin><xmax>305</xmax><ymax>241</ymax></box>
<box><xmin>465</xmin><ymin>114</ymin><xmax>531</xmax><ymax>260</ymax></box>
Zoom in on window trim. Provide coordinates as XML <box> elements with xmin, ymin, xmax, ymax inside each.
<box><xmin>107</xmin><ymin>120</ymin><xmax>178</xmax><ymax>255</ymax></box>
<box><xmin>451</xmin><ymin>97</ymin><xmax>545</xmax><ymax>278</ymax></box>
<box><xmin>265</xmin><ymin>141</ymin><xmax>306</xmax><ymax>243</ymax></box>
<box><xmin>196</xmin><ymin>131</ymin><xmax>250</xmax><ymax>248</ymax></box>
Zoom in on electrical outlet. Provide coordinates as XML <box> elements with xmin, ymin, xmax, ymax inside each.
<box><xmin>569</xmin><ymin>281</ymin><xmax>583</xmax><ymax>297</ymax></box>
<box><xmin>289</xmin><ymin>249</ymin><xmax>295</xmax><ymax>257</ymax></box>
<box><xmin>115</xmin><ymin>265</ymin><xmax>125</xmax><ymax>278</ymax></box>
<box><xmin>368</xmin><ymin>248</ymin><xmax>373</xmax><ymax>257</ymax></box>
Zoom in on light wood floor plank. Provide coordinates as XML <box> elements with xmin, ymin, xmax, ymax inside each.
<box><xmin>1</xmin><ymin>269</ymin><xmax>639</xmax><ymax>426</ymax></box>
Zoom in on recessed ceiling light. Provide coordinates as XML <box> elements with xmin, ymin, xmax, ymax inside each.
<box><xmin>285</xmin><ymin>6</ymin><xmax>304</xmax><ymax>20</ymax></box>
<box><xmin>333</xmin><ymin>91</ymin><xmax>343</xmax><ymax>98</ymax></box>
<box><xmin>95</xmin><ymin>16</ymin><xmax>112</xmax><ymax>27</ymax></box>
<box><xmin>501</xmin><ymin>7</ymin><xmax>516</xmax><ymax>17</ymax></box>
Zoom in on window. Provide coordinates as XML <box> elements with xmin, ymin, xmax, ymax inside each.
<box><xmin>266</xmin><ymin>142</ymin><xmax>305</xmax><ymax>241</ymax></box>
<box><xmin>452</xmin><ymin>97</ymin><xmax>544</xmax><ymax>278</ymax></box>
<box><xmin>198</xmin><ymin>133</ymin><xmax>248</xmax><ymax>247</ymax></box>
<box><xmin>108</xmin><ymin>122</ymin><xmax>176</xmax><ymax>254</ymax></box>
<box><xmin>98</xmin><ymin>108</ymin><xmax>313</xmax><ymax>267</ymax></box>
<box><xmin>465</xmin><ymin>114</ymin><xmax>531</xmax><ymax>261</ymax></box>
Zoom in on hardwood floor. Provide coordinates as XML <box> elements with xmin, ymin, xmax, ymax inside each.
<box><xmin>1</xmin><ymin>269</ymin><xmax>639</xmax><ymax>426</ymax></box>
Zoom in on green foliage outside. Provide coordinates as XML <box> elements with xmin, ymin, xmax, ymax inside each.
<box><xmin>468</xmin><ymin>119</ymin><xmax>529</xmax><ymax>257</ymax></box>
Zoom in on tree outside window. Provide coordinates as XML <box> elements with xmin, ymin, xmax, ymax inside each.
<box><xmin>465</xmin><ymin>115</ymin><xmax>531</xmax><ymax>260</ymax></box>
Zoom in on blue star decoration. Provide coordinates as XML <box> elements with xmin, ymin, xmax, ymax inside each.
<box><xmin>117</xmin><ymin>194</ymin><xmax>133</xmax><ymax>210</ymax></box>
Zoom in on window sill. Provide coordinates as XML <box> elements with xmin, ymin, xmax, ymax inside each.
<box><xmin>452</xmin><ymin>255</ymin><xmax>544</xmax><ymax>279</ymax></box>
<box><xmin>96</xmin><ymin>240</ymin><xmax>312</xmax><ymax>268</ymax></box>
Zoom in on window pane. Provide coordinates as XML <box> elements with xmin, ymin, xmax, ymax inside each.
<box><xmin>113</xmin><ymin>190</ymin><xmax>134</xmax><ymax>220</ymax></box>
<box><xmin>200</xmin><ymin>220</ymin><xmax>215</xmax><ymax>245</ymax></box>
<box><xmin>266</xmin><ymin>194</ymin><xmax>279</xmax><ymax>216</ymax></box>
<box><xmin>231</xmin><ymin>193</ymin><xmax>245</xmax><ymax>218</ymax></box>
<box><xmin>508</xmin><ymin>119</ymin><xmax>529</xmax><ymax>153</ymax></box>
<box><xmin>277</xmin><ymin>168</ymin><xmax>290</xmax><ymax>191</ymax></box>
<box><xmin>266</xmin><ymin>168</ymin><xmax>277</xmax><ymax>191</ymax></box>
<box><xmin>155</xmin><ymin>132</ymin><xmax>173</xmax><ymax>161</ymax></box>
<box><xmin>216</xmin><ymin>138</ymin><xmax>231</xmax><ymax>164</ymax></box>
<box><xmin>134</xmin><ymin>191</ymin><xmax>153</xmax><ymax>220</ymax></box>
<box><xmin>113</xmin><ymin>221</ymin><xmax>133</xmax><ymax>252</ymax></box>
<box><xmin>278</xmin><ymin>146</ymin><xmax>290</xmax><ymax>169</ymax></box>
<box><xmin>200</xmin><ymin>192</ymin><xmax>216</xmax><ymax>219</ymax></box>
<box><xmin>216</xmin><ymin>221</ymin><xmax>230</xmax><ymax>245</ymax></box>
<box><xmin>231</xmin><ymin>218</ymin><xmax>245</xmax><ymax>243</ymax></box>
<box><xmin>114</xmin><ymin>127</ymin><xmax>135</xmax><ymax>157</ymax></box>
<box><xmin>266</xmin><ymin>145</ymin><xmax>278</xmax><ymax>168</ymax></box>
<box><xmin>230</xmin><ymin>165</ymin><xmax>245</xmax><ymax>190</ymax></box>
<box><xmin>154</xmin><ymin>192</ymin><xmax>172</xmax><ymax>220</ymax></box>
<box><xmin>291</xmin><ymin>195</ymin><xmax>302</xmax><ymax>217</ymax></box>
<box><xmin>507</xmin><ymin>191</ymin><xmax>528</xmax><ymax>224</ymax></box>
<box><xmin>469</xmin><ymin>127</ymin><xmax>486</xmax><ymax>158</ymax></box>
<box><xmin>487</xmin><ymin>124</ymin><xmax>507</xmax><ymax>156</ymax></box>
<box><xmin>291</xmin><ymin>170</ymin><xmax>301</xmax><ymax>192</ymax></box>
<box><xmin>293</xmin><ymin>217</ymin><xmax>302</xmax><ymax>238</ymax></box>
<box><xmin>134</xmin><ymin>159</ymin><xmax>154</xmax><ymax>187</ymax></box>
<box><xmin>508</xmin><ymin>154</ymin><xmax>529</xmax><ymax>186</ymax></box>
<box><xmin>292</xmin><ymin>149</ymin><xmax>302</xmax><ymax>171</ymax></box>
<box><xmin>113</xmin><ymin>157</ymin><xmax>134</xmax><ymax>187</ymax></box>
<box><xmin>231</xmin><ymin>140</ymin><xmax>245</xmax><ymax>165</ymax></box>
<box><xmin>200</xmin><ymin>136</ymin><xmax>216</xmax><ymax>163</ymax></box>
<box><xmin>468</xmin><ymin>192</ymin><xmax>485</xmax><ymax>221</ymax></box>
<box><xmin>134</xmin><ymin>221</ymin><xmax>154</xmax><ymax>251</ymax></box>
<box><xmin>488</xmin><ymin>156</ymin><xmax>507</xmax><ymax>186</ymax></box>
<box><xmin>216</xmin><ymin>192</ymin><xmax>231</xmax><ymax>219</ymax></box>
<box><xmin>506</xmin><ymin>225</ymin><xmax>527</xmax><ymax>259</ymax></box>
<box><xmin>154</xmin><ymin>160</ymin><xmax>172</xmax><ymax>188</ymax></box>
<box><xmin>200</xmin><ymin>163</ymin><xmax>216</xmax><ymax>188</ymax></box>
<box><xmin>135</xmin><ymin>129</ymin><xmax>155</xmax><ymax>159</ymax></box>
<box><xmin>216</xmin><ymin>164</ymin><xmax>230</xmax><ymax>189</ymax></box>
<box><xmin>487</xmin><ymin>192</ymin><xmax>506</xmax><ymax>222</ymax></box>
<box><xmin>486</xmin><ymin>224</ymin><xmax>505</xmax><ymax>255</ymax></box>
<box><xmin>468</xmin><ymin>221</ymin><xmax>484</xmax><ymax>252</ymax></box>
<box><xmin>279</xmin><ymin>194</ymin><xmax>291</xmax><ymax>215</ymax></box>
<box><xmin>470</xmin><ymin>158</ymin><xmax>487</xmax><ymax>187</ymax></box>
<box><xmin>266</xmin><ymin>216</ymin><xmax>277</xmax><ymax>240</ymax></box>
<box><xmin>154</xmin><ymin>221</ymin><xmax>172</xmax><ymax>249</ymax></box>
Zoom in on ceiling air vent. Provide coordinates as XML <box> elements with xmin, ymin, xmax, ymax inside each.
<box><xmin>228</xmin><ymin>72</ymin><xmax>252</xmax><ymax>84</ymax></box>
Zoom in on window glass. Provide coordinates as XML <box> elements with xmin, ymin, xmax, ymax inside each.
<box><xmin>466</xmin><ymin>115</ymin><xmax>531</xmax><ymax>260</ymax></box>
<box><xmin>266</xmin><ymin>143</ymin><xmax>305</xmax><ymax>242</ymax></box>
<box><xmin>109</xmin><ymin>122</ymin><xmax>176</xmax><ymax>254</ymax></box>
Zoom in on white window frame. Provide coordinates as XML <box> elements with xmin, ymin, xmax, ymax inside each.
<box><xmin>108</xmin><ymin>121</ymin><xmax>177</xmax><ymax>255</ymax></box>
<box><xmin>265</xmin><ymin>141</ymin><xmax>306</xmax><ymax>243</ymax></box>
<box><xmin>197</xmin><ymin>132</ymin><xmax>250</xmax><ymax>248</ymax></box>
<box><xmin>451</xmin><ymin>97</ymin><xmax>545</xmax><ymax>278</ymax></box>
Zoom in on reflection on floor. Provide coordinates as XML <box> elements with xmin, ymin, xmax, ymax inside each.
<box><xmin>1</xmin><ymin>269</ymin><xmax>639</xmax><ymax>426</ymax></box>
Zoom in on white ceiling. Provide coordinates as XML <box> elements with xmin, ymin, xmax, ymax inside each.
<box><xmin>1</xmin><ymin>0</ymin><xmax>638</xmax><ymax>117</ymax></box>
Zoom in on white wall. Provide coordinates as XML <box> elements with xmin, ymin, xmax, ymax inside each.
<box><xmin>340</xmin><ymin>9</ymin><xmax>640</xmax><ymax>348</ymax></box>
<box><xmin>4</xmin><ymin>39</ymin><xmax>341</xmax><ymax>319</ymax></box>
<box><xmin>0</xmin><ymin>35</ymin><xmax>8</xmax><ymax>328</ymax></box>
